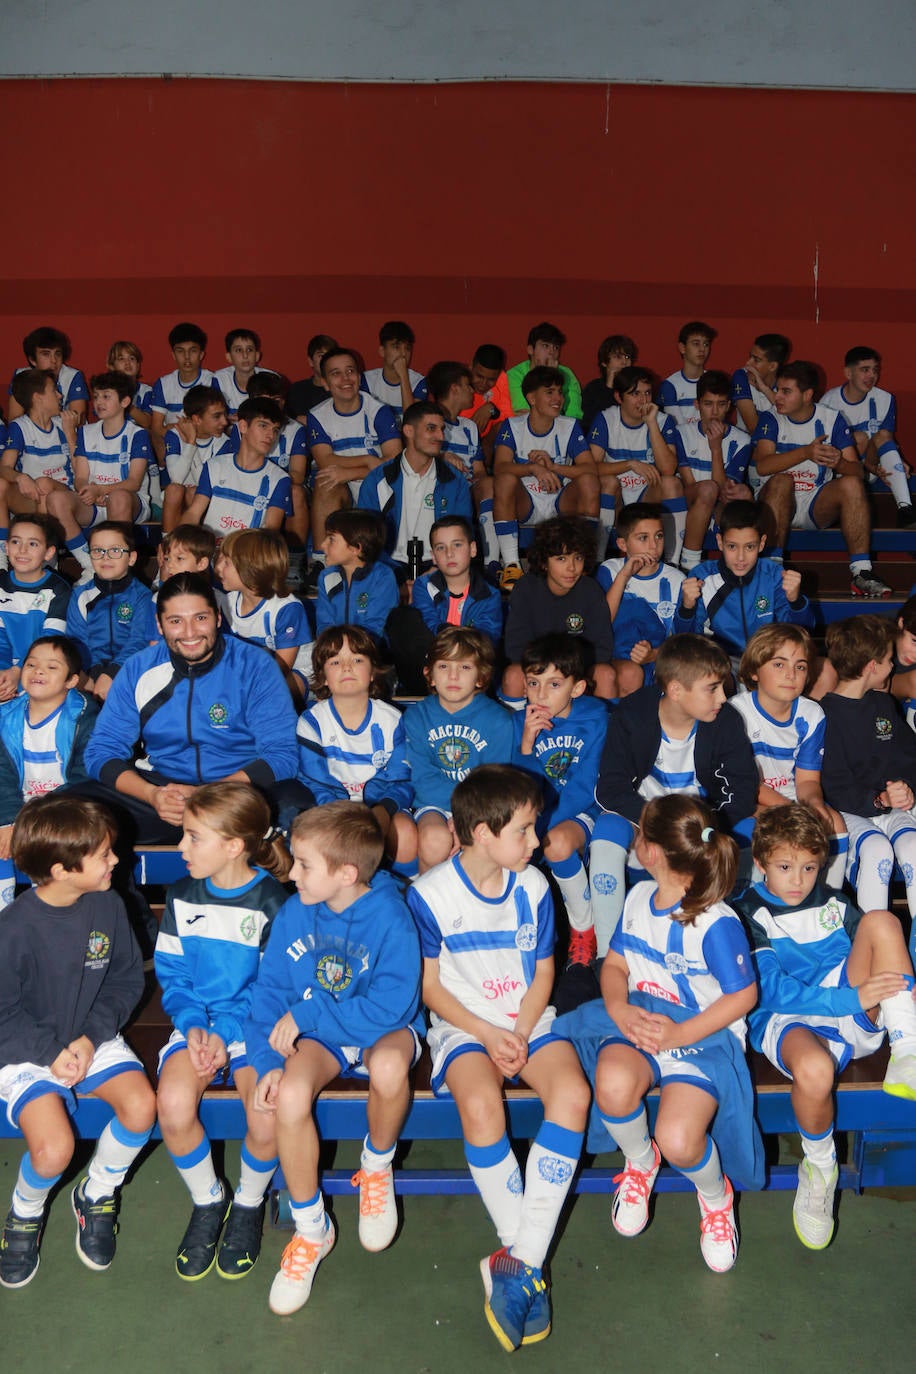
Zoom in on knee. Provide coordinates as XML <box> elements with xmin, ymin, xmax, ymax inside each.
<box><xmin>696</xmin><ymin>480</ymin><xmax>718</xmax><ymax>508</ymax></box>
<box><xmin>653</xmin><ymin>1117</ymin><xmax>703</xmax><ymax>1168</ymax></box>
<box><xmin>30</xmin><ymin>1131</ymin><xmax>75</xmax><ymax>1178</ymax></box>
<box><xmin>548</xmin><ymin>1073</ymin><xmax>592</xmax><ymax>1129</ymax></box>
<box><xmin>460</xmin><ymin>1089</ymin><xmax>504</xmax><ymax>1141</ymax></box>
<box><xmin>119</xmin><ymin>1078</ymin><xmax>157</xmax><ymax>1134</ymax></box>
<box><xmin>501</xmin><ymin>664</ymin><xmax>525</xmax><ymax>698</ymax></box>
<box><xmin>616</xmin><ymin>660</ymin><xmax>644</xmax><ymax>697</ymax></box>
<box><xmin>791</xmin><ymin>1047</ymin><xmax>836</xmax><ymax>1101</ymax></box>
<box><xmin>543</xmin><ymin>827</ymin><xmax>577</xmax><ymax>864</ymax></box>
<box><xmin>276</xmin><ymin>1075</ymin><xmax>316</xmax><ymax>1125</ymax></box>
<box><xmin>594</xmin><ymin>1060</ymin><xmax>639</xmax><ymax>1116</ymax></box>
<box><xmin>367</xmin><ymin>1050</ymin><xmax>410</xmax><ymax>1100</ymax></box>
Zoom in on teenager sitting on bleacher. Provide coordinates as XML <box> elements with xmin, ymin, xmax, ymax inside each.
<box><xmin>821</xmin><ymin>345</ymin><xmax>916</xmax><ymax>527</ymax></box>
<box><xmin>752</xmin><ymin>361</ymin><xmax>891</xmax><ymax>598</ymax></box>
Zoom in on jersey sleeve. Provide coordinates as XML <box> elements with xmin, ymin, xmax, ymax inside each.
<box><xmin>700</xmin><ymin>913</ymin><xmax>756</xmax><ymax>995</ymax></box>
<box><xmin>494</xmin><ymin>420</ymin><xmax>516</xmax><ymax>454</ymax></box>
<box><xmin>657</xmin><ymin>378</ymin><xmax>677</xmax><ymax>410</ymax></box>
<box><xmin>267</xmin><ymin>474</ymin><xmax>292</xmax><ymax>512</ymax></box>
<box><xmin>374</xmin><ymin>405</ymin><xmax>400</xmax><ymax>446</ymax></box>
<box><xmin>752</xmin><ymin>412</ymin><xmax>778</xmax><ymax>445</ymax></box>
<box><xmin>406</xmin><ymin>885</ymin><xmax>445</xmax><ymax>960</ymax></box>
<box><xmin>588</xmin><ymin>413</ymin><xmax>609</xmax><ymax>452</ymax></box>
<box><xmin>731</xmin><ymin>369</ymin><xmax>752</xmax><ymax>403</ymax></box>
<box><xmin>829</xmin><ymin>411</ymin><xmax>854</xmax><ymax>450</ymax></box>
<box><xmin>566</xmin><ymin>420</ymin><xmax>589</xmax><ymax>459</ymax></box>
<box><xmin>795</xmin><ymin>716</ymin><xmax>825</xmax><ymax>772</ymax></box>
<box><xmin>273</xmin><ymin>601</ymin><xmax>312</xmax><ymax>647</ymax></box>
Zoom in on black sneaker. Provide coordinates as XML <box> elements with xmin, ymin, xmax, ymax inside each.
<box><xmin>898</xmin><ymin>504</ymin><xmax>916</xmax><ymax>528</ymax></box>
<box><xmin>216</xmin><ymin>1199</ymin><xmax>265</xmax><ymax>1280</ymax></box>
<box><xmin>303</xmin><ymin>561</ymin><xmax>324</xmax><ymax>596</ymax></box>
<box><xmin>175</xmin><ymin>1189</ymin><xmax>230</xmax><ymax>1281</ymax></box>
<box><xmin>72</xmin><ymin>1179</ymin><xmax>119</xmax><ymax>1271</ymax></box>
<box><xmin>0</xmin><ymin>1209</ymin><xmax>43</xmax><ymax>1288</ymax></box>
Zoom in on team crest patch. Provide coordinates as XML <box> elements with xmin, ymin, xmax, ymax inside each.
<box><xmin>507</xmin><ymin>1167</ymin><xmax>523</xmax><ymax>1195</ymax></box>
<box><xmin>85</xmin><ymin>930</ymin><xmax>111</xmax><ymax>968</ymax></box>
<box><xmin>253</xmin><ymin>494</ymin><xmax>269</xmax><ymax>511</ymax></box>
<box><xmin>537</xmin><ymin>1156</ymin><xmax>573</xmax><ymax>1185</ymax></box>
<box><xmin>357</xmin><ymin>592</ymin><xmax>369</xmax><ymax>610</ymax></box>
<box><xmin>371</xmin><ymin>749</ymin><xmax>392</xmax><ymax>770</ymax></box>
<box><xmin>817</xmin><ymin>899</ymin><xmax>844</xmax><ymax>933</ymax></box>
<box><xmin>116</xmin><ymin>603</ymin><xmax>133</xmax><ymax>622</ymax></box>
<box><xmin>515</xmin><ymin>923</ymin><xmax>537</xmax><ymax>951</ymax></box>
<box><xmin>424</xmin><ymin>493</ymin><xmax>435</xmax><ymax>508</ymax></box>
<box><xmin>543</xmin><ymin>748</ymin><xmax>573</xmax><ymax>780</ymax></box>
<box><xmin>239</xmin><ymin>913</ymin><xmax>256</xmax><ymax>940</ymax></box>
<box><xmin>665</xmin><ymin>952</ymin><xmax>688</xmax><ymax>974</ymax></box>
<box><xmin>208</xmin><ymin>703</ymin><xmax>228</xmax><ymax>726</ymax></box>
<box><xmin>316</xmin><ymin>953</ymin><xmax>352</xmax><ymax>992</ymax></box>
<box><xmin>437</xmin><ymin>737</ymin><xmax>470</xmax><ymax>770</ymax></box>
<box><xmin>657</xmin><ymin>600</ymin><xmax>674</xmax><ymax>621</ymax></box>
<box><xmin>565</xmin><ymin>612</ymin><xmax>585</xmax><ymax>634</ymax></box>
<box><xmin>592</xmin><ymin>873</ymin><xmax>617</xmax><ymax>894</ymax></box>
<box><xmin>875</xmin><ymin>716</ymin><xmax>893</xmax><ymax>739</ymax></box>
<box><xmin>755</xmin><ymin>596</ymin><xmax>770</xmax><ymax>613</ymax></box>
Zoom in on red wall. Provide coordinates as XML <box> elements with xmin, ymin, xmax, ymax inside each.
<box><xmin>1</xmin><ymin>78</ymin><xmax>914</xmax><ymax>445</ymax></box>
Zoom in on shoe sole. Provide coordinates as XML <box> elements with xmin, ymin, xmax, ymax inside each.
<box><xmin>479</xmin><ymin>1257</ymin><xmax>524</xmax><ymax>1353</ymax></box>
<box><xmin>882</xmin><ymin>1080</ymin><xmax>916</xmax><ymax>1101</ymax></box>
<box><xmin>792</xmin><ymin>1212</ymin><xmax>834</xmax><ymax>1250</ymax></box>
<box><xmin>71</xmin><ymin>1189</ymin><xmax>113</xmax><ymax>1272</ymax></box>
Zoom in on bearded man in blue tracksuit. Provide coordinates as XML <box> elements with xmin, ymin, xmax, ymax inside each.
<box><xmin>83</xmin><ymin>573</ymin><xmax>312</xmax><ymax>841</ymax></box>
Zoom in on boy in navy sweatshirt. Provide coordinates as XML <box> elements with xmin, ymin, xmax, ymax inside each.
<box><xmin>0</xmin><ymin>795</ymin><xmax>155</xmax><ymax>1289</ymax></box>
<box><xmin>246</xmin><ymin>802</ymin><xmax>422</xmax><ymax>1317</ymax></box>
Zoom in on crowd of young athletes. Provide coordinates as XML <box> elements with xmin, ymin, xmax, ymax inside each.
<box><xmin>0</xmin><ymin>317</ymin><xmax>915</xmax><ymax>1351</ymax></box>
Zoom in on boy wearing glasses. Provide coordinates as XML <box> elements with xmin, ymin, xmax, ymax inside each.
<box><xmin>65</xmin><ymin>522</ymin><xmax>152</xmax><ymax>703</ymax></box>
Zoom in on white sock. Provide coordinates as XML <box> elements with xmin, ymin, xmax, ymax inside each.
<box><xmin>825</xmin><ymin>832</ymin><xmax>849</xmax><ymax>889</ymax></box>
<box><xmin>549</xmin><ymin>853</ymin><xmax>592</xmax><ymax>931</ymax></box>
<box><xmin>854</xmin><ymin>833</ymin><xmax>893</xmax><ymax>912</ymax></box>
<box><xmin>661</xmin><ymin>497</ymin><xmax>687</xmax><ymax>566</ymax></box>
<box><xmin>290</xmin><ymin>1188</ymin><xmax>327</xmax><ymax>1241</ymax></box>
<box><xmin>882</xmin><ymin>987</ymin><xmax>916</xmax><ymax>1059</ymax></box>
<box><xmin>477</xmin><ymin>499</ymin><xmax>498</xmax><ymax>565</ymax></box>
<box><xmin>171</xmin><ymin>1135</ymin><xmax>223</xmax><ymax>1207</ymax></box>
<box><xmin>85</xmin><ymin>1117</ymin><xmax>152</xmax><ymax>1200</ymax></box>
<box><xmin>465</xmin><ymin>1136</ymin><xmax>523</xmax><ymax>1249</ymax></box>
<box><xmin>680</xmin><ymin>545</ymin><xmax>702</xmax><ymax>571</ymax></box>
<box><xmin>510</xmin><ymin>1122</ymin><xmax>583</xmax><ymax>1270</ymax></box>
<box><xmin>678</xmin><ymin>1135</ymin><xmax>726</xmax><ymax>1207</ymax></box>
<box><xmin>800</xmin><ymin>1126</ymin><xmax>837</xmax><ymax>1177</ymax></box>
<box><xmin>12</xmin><ymin>1153</ymin><xmax>60</xmax><ymax>1219</ymax></box>
<box><xmin>596</xmin><ymin>494</ymin><xmax>616</xmax><ymax>562</ymax></box>
<box><xmin>600</xmin><ymin>1105</ymin><xmax>655</xmax><ymax>1172</ymax></box>
<box><xmin>234</xmin><ymin>1144</ymin><xmax>277</xmax><ymax>1208</ymax></box>
<box><xmin>589</xmin><ymin>822</ymin><xmax>632</xmax><ymax>952</ymax></box>
<box><xmin>495</xmin><ymin>523</ymin><xmax>520</xmax><ymax>568</ymax></box>
<box><xmin>877</xmin><ymin>445</ymin><xmax>911</xmax><ymax>507</ymax></box>
<box><xmin>360</xmin><ymin>1134</ymin><xmax>396</xmax><ymax>1173</ymax></box>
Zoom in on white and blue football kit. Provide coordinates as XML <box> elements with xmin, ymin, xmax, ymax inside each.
<box><xmin>196</xmin><ymin>455</ymin><xmax>291</xmax><ymax>537</ymax></box>
<box><xmin>588</xmin><ymin>407</ymin><xmax>678</xmax><ymax>505</ymax></box>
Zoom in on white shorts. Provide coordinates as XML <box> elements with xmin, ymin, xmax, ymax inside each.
<box><xmin>617</xmin><ymin>469</ymin><xmax>650</xmax><ymax>507</ymax></box>
<box><xmin>87</xmin><ymin>493</ymin><xmax>152</xmax><ymax>526</ymax></box>
<box><xmin>157</xmin><ymin>1027</ymin><xmax>249</xmax><ymax>1084</ymax></box>
<box><xmin>0</xmin><ymin>1035</ymin><xmax>145</xmax><ymax>1129</ymax></box>
<box><xmin>427</xmin><ymin>1009</ymin><xmax>557</xmax><ymax>1095</ymax></box>
<box><xmin>519</xmin><ymin>472</ymin><xmax>569</xmax><ymax>526</ymax></box>
<box><xmin>789</xmin><ymin>483</ymin><xmax>824</xmax><ymax>530</ymax></box>
<box><xmin>757</xmin><ymin>962</ymin><xmax>885</xmax><ymax>1075</ymax></box>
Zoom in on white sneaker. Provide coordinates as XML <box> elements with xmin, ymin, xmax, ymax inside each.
<box><xmin>792</xmin><ymin>1160</ymin><xmax>837</xmax><ymax>1250</ymax></box>
<box><xmin>611</xmin><ymin>1142</ymin><xmax>661</xmax><ymax>1238</ymax></box>
<box><xmin>883</xmin><ymin>1053</ymin><xmax>916</xmax><ymax>1101</ymax></box>
<box><xmin>268</xmin><ymin>1220</ymin><xmax>336</xmax><ymax>1315</ymax></box>
<box><xmin>351</xmin><ymin>1165</ymin><xmax>397</xmax><ymax>1252</ymax></box>
<box><xmin>698</xmin><ymin>1178</ymin><xmax>738</xmax><ymax>1273</ymax></box>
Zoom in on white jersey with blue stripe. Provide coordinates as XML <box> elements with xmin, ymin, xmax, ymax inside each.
<box><xmin>611</xmin><ymin>880</ymin><xmax>754</xmax><ymax>1045</ymax></box>
<box><xmin>362</xmin><ymin>367</ymin><xmax>427</xmax><ymax>420</ymax></box>
<box><xmin>196</xmin><ymin>456</ymin><xmax>291</xmax><ymax>537</ymax></box>
<box><xmin>729</xmin><ymin>691</ymin><xmax>825</xmax><ymax>800</ymax></box>
<box><xmin>596</xmin><ymin>557</ymin><xmax>684</xmax><ymax>634</ymax></box>
<box><xmin>218</xmin><ymin>589</ymin><xmax>312</xmax><ymax>678</ymax></box>
<box><xmin>297</xmin><ymin>697</ymin><xmax>406</xmax><ymax>801</ymax></box>
<box><xmin>307</xmin><ymin>395</ymin><xmax>400</xmax><ymax>460</ymax></box>
<box><xmin>497</xmin><ymin>414</ymin><xmax>588</xmax><ymax>466</ymax></box>
<box><xmin>442</xmin><ymin>416</ymin><xmax>481</xmax><ymax>480</ymax></box>
<box><xmin>5</xmin><ymin>417</ymin><xmax>73</xmax><ymax>484</ymax></box>
<box><xmin>164</xmin><ymin>429</ymin><xmax>223</xmax><ymax>486</ymax></box>
<box><xmin>731</xmin><ymin>368</ymin><xmax>775</xmax><ymax>434</ymax></box>
<box><xmin>21</xmin><ymin>705</ymin><xmax>66</xmax><ymax>800</ymax></box>
<box><xmin>409</xmin><ymin>855</ymin><xmax>555</xmax><ymax>1030</ymax></box>
<box><xmin>133</xmin><ymin>381</ymin><xmax>152</xmax><ymax>413</ymax></box>
<box><xmin>753</xmin><ymin>403</ymin><xmax>853</xmax><ymax>497</ymax></box>
<box><xmin>657</xmin><ymin>370</ymin><xmax>699</xmax><ymax>427</ymax></box>
<box><xmin>149</xmin><ymin>369</ymin><xmax>218</xmax><ymax>426</ymax></box>
<box><xmin>675</xmin><ymin>422</ymin><xmax>750</xmax><ymax>484</ymax></box>
<box><xmin>75</xmin><ymin>418</ymin><xmax>151</xmax><ymax>495</ymax></box>
<box><xmin>10</xmin><ymin>364</ymin><xmax>88</xmax><ymax>410</ymax></box>
<box><xmin>588</xmin><ymin>407</ymin><xmax>678</xmax><ymax>504</ymax></box>
<box><xmin>820</xmin><ymin>384</ymin><xmax>896</xmax><ymax>439</ymax></box>
<box><xmin>219</xmin><ymin>419</ymin><xmax>308</xmax><ymax>473</ymax></box>
<box><xmin>639</xmin><ymin>725</ymin><xmax>702</xmax><ymax>802</ymax></box>
<box><xmin>212</xmin><ymin>366</ymin><xmax>265</xmax><ymax>415</ymax></box>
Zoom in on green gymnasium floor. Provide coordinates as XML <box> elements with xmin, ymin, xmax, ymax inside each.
<box><xmin>1</xmin><ymin>1137</ymin><xmax>913</xmax><ymax>1374</ymax></box>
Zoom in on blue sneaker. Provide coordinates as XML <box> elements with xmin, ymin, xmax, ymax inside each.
<box><xmin>522</xmin><ymin>1274</ymin><xmax>552</xmax><ymax>1345</ymax></box>
<box><xmin>479</xmin><ymin>1248</ymin><xmax>545</xmax><ymax>1352</ymax></box>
